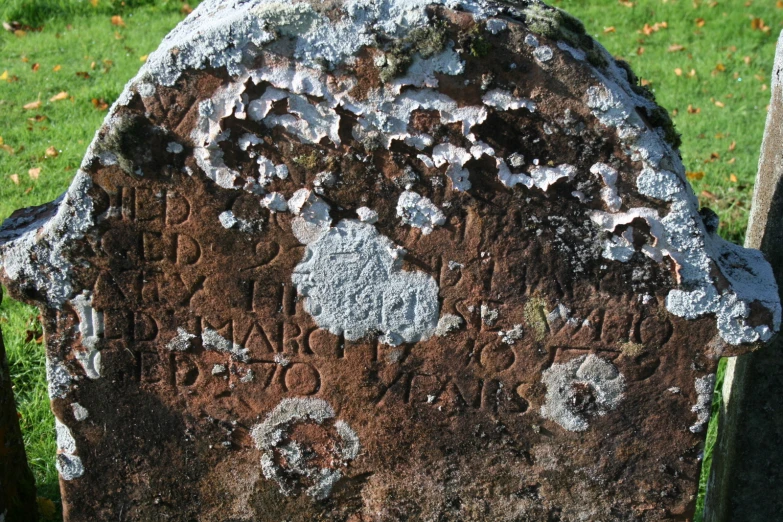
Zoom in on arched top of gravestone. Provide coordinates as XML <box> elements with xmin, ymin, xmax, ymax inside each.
<box><xmin>2</xmin><ymin>0</ymin><xmax>777</xmax><ymax>353</ymax></box>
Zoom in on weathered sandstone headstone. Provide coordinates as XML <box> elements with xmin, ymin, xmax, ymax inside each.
<box><xmin>0</xmin><ymin>1</ymin><xmax>780</xmax><ymax>520</ymax></box>
<box><xmin>0</xmin><ymin>290</ymin><xmax>38</xmax><ymax>522</ymax></box>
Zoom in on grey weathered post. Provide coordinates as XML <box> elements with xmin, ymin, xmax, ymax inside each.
<box><xmin>704</xmin><ymin>30</ymin><xmax>783</xmax><ymax>521</ymax></box>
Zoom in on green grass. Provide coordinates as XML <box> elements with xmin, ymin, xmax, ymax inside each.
<box><xmin>0</xmin><ymin>0</ymin><xmax>779</xmax><ymax>519</ymax></box>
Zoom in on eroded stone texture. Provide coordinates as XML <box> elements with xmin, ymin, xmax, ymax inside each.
<box><xmin>0</xmin><ymin>1</ymin><xmax>780</xmax><ymax>520</ymax></box>
<box><xmin>0</xmin><ymin>290</ymin><xmax>38</xmax><ymax>522</ymax></box>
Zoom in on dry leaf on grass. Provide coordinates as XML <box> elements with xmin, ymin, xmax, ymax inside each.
<box><xmin>49</xmin><ymin>91</ymin><xmax>68</xmax><ymax>102</ymax></box>
<box><xmin>45</xmin><ymin>146</ymin><xmax>58</xmax><ymax>157</ymax></box>
<box><xmin>23</xmin><ymin>100</ymin><xmax>42</xmax><ymax>110</ymax></box>
<box><xmin>9</xmin><ymin>174</ymin><xmax>20</xmax><ymax>185</ymax></box>
<box><xmin>111</xmin><ymin>15</ymin><xmax>125</xmax><ymax>27</ymax></box>
<box><xmin>28</xmin><ymin>167</ymin><xmax>41</xmax><ymax>180</ymax></box>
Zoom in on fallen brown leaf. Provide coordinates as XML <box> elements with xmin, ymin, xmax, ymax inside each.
<box><xmin>686</xmin><ymin>171</ymin><xmax>705</xmax><ymax>180</ymax></box>
<box><xmin>91</xmin><ymin>98</ymin><xmax>109</xmax><ymax>111</ymax></box>
<box><xmin>701</xmin><ymin>190</ymin><xmax>718</xmax><ymax>201</ymax></box>
<box><xmin>730</xmin><ymin>174</ymin><xmax>738</xmax><ymax>182</ymax></box>
<box><xmin>28</xmin><ymin>167</ymin><xmax>41</xmax><ymax>180</ymax></box>
<box><xmin>9</xmin><ymin>174</ymin><xmax>20</xmax><ymax>185</ymax></box>
<box><xmin>53</xmin><ymin>64</ymin><xmax>61</xmax><ymax>72</ymax></box>
<box><xmin>675</xmin><ymin>68</ymin><xmax>683</xmax><ymax>76</ymax></box>
<box><xmin>181</xmin><ymin>4</ymin><xmax>193</xmax><ymax>15</ymax></box>
<box><xmin>604</xmin><ymin>26</ymin><xmax>616</xmax><ymax>34</ymax></box>
<box><xmin>668</xmin><ymin>44</ymin><xmax>685</xmax><ymax>53</ymax></box>
<box><xmin>45</xmin><ymin>146</ymin><xmax>58</xmax><ymax>157</ymax></box>
<box><xmin>23</xmin><ymin>100</ymin><xmax>42</xmax><ymax>110</ymax></box>
<box><xmin>37</xmin><ymin>497</ymin><xmax>56</xmax><ymax>519</ymax></box>
<box><xmin>687</xmin><ymin>104</ymin><xmax>701</xmax><ymax>114</ymax></box>
<box><xmin>751</xmin><ymin>17</ymin><xmax>771</xmax><ymax>33</ymax></box>
<box><xmin>31</xmin><ymin>62</ymin><xmax>39</xmax><ymax>72</ymax></box>
<box><xmin>111</xmin><ymin>15</ymin><xmax>125</xmax><ymax>27</ymax></box>
<box><xmin>695</xmin><ymin>18</ymin><xmax>706</xmax><ymax>27</ymax></box>
<box><xmin>715</xmin><ymin>100</ymin><xmax>725</xmax><ymax>108</ymax></box>
<box><xmin>49</xmin><ymin>91</ymin><xmax>68</xmax><ymax>102</ymax></box>
<box><xmin>139</xmin><ymin>54</ymin><xmax>149</xmax><ymax>62</ymax></box>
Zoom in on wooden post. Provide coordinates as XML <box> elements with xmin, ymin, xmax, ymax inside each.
<box><xmin>704</xmin><ymin>31</ymin><xmax>783</xmax><ymax>521</ymax></box>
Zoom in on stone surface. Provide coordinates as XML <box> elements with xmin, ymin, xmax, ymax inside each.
<box><xmin>0</xmin><ymin>290</ymin><xmax>39</xmax><ymax>522</ymax></box>
<box><xmin>0</xmin><ymin>1</ymin><xmax>780</xmax><ymax>520</ymax></box>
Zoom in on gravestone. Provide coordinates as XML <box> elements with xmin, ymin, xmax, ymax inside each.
<box><xmin>0</xmin><ymin>289</ymin><xmax>38</xmax><ymax>522</ymax></box>
<box><xmin>704</xmin><ymin>30</ymin><xmax>783</xmax><ymax>522</ymax></box>
<box><xmin>0</xmin><ymin>1</ymin><xmax>780</xmax><ymax>520</ymax></box>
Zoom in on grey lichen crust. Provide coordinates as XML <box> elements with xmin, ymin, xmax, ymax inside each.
<box><xmin>689</xmin><ymin>374</ymin><xmax>716</xmax><ymax>434</ymax></box>
<box><xmin>292</xmin><ymin>220</ymin><xmax>439</xmax><ymax>346</ymax></box>
<box><xmin>250</xmin><ymin>398</ymin><xmax>360</xmax><ymax>500</ymax></box>
<box><xmin>121</xmin><ymin>0</ymin><xmax>779</xmax><ymax>346</ymax></box>
<box><xmin>540</xmin><ymin>355</ymin><xmax>626</xmax><ymax>432</ymax></box>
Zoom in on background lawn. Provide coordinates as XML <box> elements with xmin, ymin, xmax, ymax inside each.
<box><xmin>0</xmin><ymin>0</ymin><xmax>780</xmax><ymax>519</ymax></box>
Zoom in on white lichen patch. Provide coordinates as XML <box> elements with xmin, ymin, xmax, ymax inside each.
<box><xmin>250</xmin><ymin>398</ymin><xmax>359</xmax><ymax>500</ymax></box>
<box><xmin>498</xmin><ymin>324</ymin><xmax>525</xmax><ymax>345</ymax></box>
<box><xmin>292</xmin><ymin>220</ymin><xmax>439</xmax><ymax>346</ymax></box>
<box><xmin>689</xmin><ymin>374</ymin><xmax>716</xmax><ymax>433</ymax></box>
<box><xmin>480</xmin><ymin>304</ymin><xmax>499</xmax><ymax>326</ymax></box>
<box><xmin>530</xmin><ymin>164</ymin><xmax>577</xmax><ymax>191</ymax></box>
<box><xmin>396</xmin><ymin>190</ymin><xmax>446</xmax><ymax>235</ymax></box>
<box><xmin>288</xmin><ymin>189</ymin><xmax>332</xmax><ymax>245</ymax></box>
<box><xmin>166</xmin><ymin>327</ymin><xmax>197</xmax><ymax>351</ymax></box>
<box><xmin>69</xmin><ymin>291</ymin><xmax>103</xmax><ymax>379</ymax></box>
<box><xmin>219</xmin><ymin>211</ymin><xmax>238</xmax><ymax>229</ymax></box>
<box><xmin>434</xmin><ymin>314</ymin><xmax>464</xmax><ymax>337</ymax></box>
<box><xmin>482</xmin><ymin>89</ymin><xmax>536</xmax><ymax>112</ymax></box>
<box><xmin>533</xmin><ymin>45</ymin><xmax>554</xmax><ymax>63</ymax></box>
<box><xmin>71</xmin><ymin>403</ymin><xmax>89</xmax><ymax>422</ymax></box>
<box><xmin>540</xmin><ymin>355</ymin><xmax>626</xmax><ymax>432</ymax></box>
<box><xmin>55</xmin><ymin>419</ymin><xmax>84</xmax><ymax>480</ymax></box>
<box><xmin>356</xmin><ymin>207</ymin><xmax>379</xmax><ymax>224</ymax></box>
<box><xmin>46</xmin><ymin>358</ymin><xmax>73</xmax><ymax>400</ymax></box>
<box><xmin>589</xmin><ymin>163</ymin><xmax>622</xmax><ymax>212</ymax></box>
<box><xmin>202</xmin><ymin>328</ymin><xmax>250</xmax><ymax>362</ymax></box>
<box><xmin>262</xmin><ymin>192</ymin><xmax>288</xmax><ymax>212</ymax></box>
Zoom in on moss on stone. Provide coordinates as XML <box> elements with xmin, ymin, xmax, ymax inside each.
<box><xmin>524</xmin><ymin>297</ymin><xmax>549</xmax><ymax>342</ymax></box>
<box><xmin>467</xmin><ymin>25</ymin><xmax>491</xmax><ymax>58</ymax></box>
<box><xmin>294</xmin><ymin>152</ymin><xmax>319</xmax><ymax>170</ymax></box>
<box><xmin>523</xmin><ymin>3</ymin><xmax>606</xmax><ymax>67</ymax></box>
<box><xmin>378</xmin><ymin>24</ymin><xmax>448</xmax><ymax>83</ymax></box>
<box><xmin>619</xmin><ymin>342</ymin><xmax>646</xmax><ymax>358</ymax></box>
